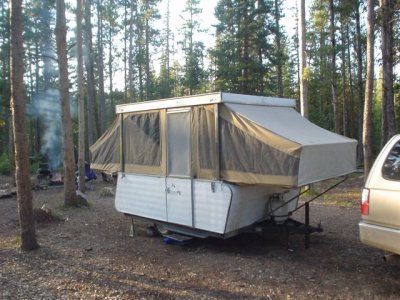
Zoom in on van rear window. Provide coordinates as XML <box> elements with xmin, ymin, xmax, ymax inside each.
<box><xmin>382</xmin><ymin>141</ymin><xmax>400</xmax><ymax>180</ymax></box>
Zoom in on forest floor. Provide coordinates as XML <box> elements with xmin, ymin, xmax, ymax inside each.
<box><xmin>0</xmin><ymin>173</ymin><xmax>400</xmax><ymax>299</ymax></box>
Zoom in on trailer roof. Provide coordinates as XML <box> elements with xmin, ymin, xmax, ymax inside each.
<box><xmin>116</xmin><ymin>92</ymin><xmax>296</xmax><ymax>114</ymax></box>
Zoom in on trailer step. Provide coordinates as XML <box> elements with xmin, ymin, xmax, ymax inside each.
<box><xmin>163</xmin><ymin>233</ymin><xmax>193</xmax><ymax>245</ymax></box>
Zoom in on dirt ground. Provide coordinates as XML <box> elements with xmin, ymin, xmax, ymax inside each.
<box><xmin>1</xmin><ymin>174</ymin><xmax>399</xmax><ymax>300</ymax></box>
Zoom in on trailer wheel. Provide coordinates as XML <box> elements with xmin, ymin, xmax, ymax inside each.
<box><xmin>154</xmin><ymin>223</ymin><xmax>170</xmax><ymax>236</ymax></box>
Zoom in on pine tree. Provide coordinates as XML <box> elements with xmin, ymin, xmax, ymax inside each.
<box><xmin>363</xmin><ymin>0</ymin><xmax>375</xmax><ymax>177</ymax></box>
<box><xmin>180</xmin><ymin>0</ymin><xmax>206</xmax><ymax>95</ymax></box>
<box><xmin>96</xmin><ymin>0</ymin><xmax>106</xmax><ymax>135</ymax></box>
<box><xmin>298</xmin><ymin>0</ymin><xmax>308</xmax><ymax>118</ymax></box>
<box><xmin>55</xmin><ymin>0</ymin><xmax>77</xmax><ymax>206</ymax></box>
<box><xmin>76</xmin><ymin>0</ymin><xmax>85</xmax><ymax>193</ymax></box>
<box><xmin>212</xmin><ymin>0</ymin><xmax>273</xmax><ymax>95</ymax></box>
<box><xmin>10</xmin><ymin>0</ymin><xmax>39</xmax><ymax>251</ymax></box>
<box><xmin>380</xmin><ymin>0</ymin><xmax>396</xmax><ymax>145</ymax></box>
<box><xmin>84</xmin><ymin>0</ymin><xmax>97</xmax><ymax>146</ymax></box>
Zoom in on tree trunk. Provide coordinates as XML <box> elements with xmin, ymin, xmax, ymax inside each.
<box><xmin>10</xmin><ymin>0</ymin><xmax>39</xmax><ymax>251</ymax></box>
<box><xmin>298</xmin><ymin>0</ymin><xmax>308</xmax><ymax>118</ymax></box>
<box><xmin>340</xmin><ymin>20</ymin><xmax>347</xmax><ymax>137</ymax></box>
<box><xmin>363</xmin><ymin>0</ymin><xmax>375</xmax><ymax>178</ymax></box>
<box><xmin>123</xmin><ymin>0</ymin><xmax>127</xmax><ymax>103</ymax></box>
<box><xmin>77</xmin><ymin>0</ymin><xmax>85</xmax><ymax>194</ymax></box>
<box><xmin>380</xmin><ymin>0</ymin><xmax>395</xmax><ymax>145</ymax></box>
<box><xmin>128</xmin><ymin>0</ymin><xmax>135</xmax><ymax>101</ymax></box>
<box><xmin>329</xmin><ymin>0</ymin><xmax>340</xmax><ymax>134</ymax></box>
<box><xmin>166</xmin><ymin>0</ymin><xmax>170</xmax><ymax>97</ymax></box>
<box><xmin>55</xmin><ymin>0</ymin><xmax>77</xmax><ymax>206</ymax></box>
<box><xmin>346</xmin><ymin>24</ymin><xmax>355</xmax><ymax>139</ymax></box>
<box><xmin>136</xmin><ymin>3</ymin><xmax>144</xmax><ymax>101</ymax></box>
<box><xmin>108</xmin><ymin>24</ymin><xmax>113</xmax><ymax>105</ymax></box>
<box><xmin>145</xmin><ymin>0</ymin><xmax>150</xmax><ymax>100</ymax></box>
<box><xmin>97</xmin><ymin>0</ymin><xmax>106</xmax><ymax>134</ymax></box>
<box><xmin>8</xmin><ymin>114</ymin><xmax>16</xmax><ymax>185</ymax></box>
<box><xmin>84</xmin><ymin>0</ymin><xmax>96</xmax><ymax>147</ymax></box>
<box><xmin>274</xmin><ymin>0</ymin><xmax>283</xmax><ymax>98</ymax></box>
<box><xmin>33</xmin><ymin>38</ymin><xmax>40</xmax><ymax>155</ymax></box>
<box><xmin>355</xmin><ymin>0</ymin><xmax>364</xmax><ymax>165</ymax></box>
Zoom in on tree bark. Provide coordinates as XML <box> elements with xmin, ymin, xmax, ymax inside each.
<box><xmin>84</xmin><ymin>0</ymin><xmax>97</xmax><ymax>147</ymax></box>
<box><xmin>298</xmin><ymin>0</ymin><xmax>308</xmax><ymax>118</ymax></box>
<box><xmin>329</xmin><ymin>0</ymin><xmax>340</xmax><ymax>134</ymax></box>
<box><xmin>108</xmin><ymin>22</ymin><xmax>114</xmax><ymax>105</ymax></box>
<box><xmin>123</xmin><ymin>0</ymin><xmax>127</xmax><ymax>103</ymax></box>
<box><xmin>380</xmin><ymin>0</ymin><xmax>395</xmax><ymax>145</ymax></box>
<box><xmin>274</xmin><ymin>0</ymin><xmax>283</xmax><ymax>98</ymax></box>
<box><xmin>136</xmin><ymin>3</ymin><xmax>144</xmax><ymax>101</ymax></box>
<box><xmin>363</xmin><ymin>0</ymin><xmax>375</xmax><ymax>178</ymax></box>
<box><xmin>355</xmin><ymin>0</ymin><xmax>364</xmax><ymax>165</ymax></box>
<box><xmin>10</xmin><ymin>0</ymin><xmax>39</xmax><ymax>251</ymax></box>
<box><xmin>55</xmin><ymin>0</ymin><xmax>77</xmax><ymax>206</ymax></box>
<box><xmin>346</xmin><ymin>24</ymin><xmax>355</xmax><ymax>139</ymax></box>
<box><xmin>145</xmin><ymin>0</ymin><xmax>150</xmax><ymax>100</ymax></box>
<box><xmin>97</xmin><ymin>0</ymin><xmax>106</xmax><ymax>135</ymax></box>
<box><xmin>77</xmin><ymin>0</ymin><xmax>85</xmax><ymax>194</ymax></box>
<box><xmin>127</xmin><ymin>0</ymin><xmax>135</xmax><ymax>101</ymax></box>
<box><xmin>166</xmin><ymin>0</ymin><xmax>171</xmax><ymax>97</ymax></box>
<box><xmin>340</xmin><ymin>20</ymin><xmax>347</xmax><ymax>137</ymax></box>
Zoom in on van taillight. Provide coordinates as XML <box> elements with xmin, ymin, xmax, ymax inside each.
<box><xmin>361</xmin><ymin>188</ymin><xmax>370</xmax><ymax>215</ymax></box>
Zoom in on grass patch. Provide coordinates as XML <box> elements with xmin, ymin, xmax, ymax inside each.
<box><xmin>0</xmin><ymin>235</ymin><xmax>20</xmax><ymax>250</ymax></box>
<box><xmin>316</xmin><ymin>190</ymin><xmax>361</xmax><ymax>208</ymax></box>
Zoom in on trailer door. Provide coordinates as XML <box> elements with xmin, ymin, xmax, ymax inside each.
<box><xmin>166</xmin><ymin>108</ymin><xmax>193</xmax><ymax>227</ymax></box>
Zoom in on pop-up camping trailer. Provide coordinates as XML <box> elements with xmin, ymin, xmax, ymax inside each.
<box><xmin>90</xmin><ymin>92</ymin><xmax>357</xmax><ymax>238</ymax></box>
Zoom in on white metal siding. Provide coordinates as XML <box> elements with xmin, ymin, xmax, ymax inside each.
<box><xmin>192</xmin><ymin>181</ymin><xmax>232</xmax><ymax>233</ymax></box>
<box><xmin>166</xmin><ymin>178</ymin><xmax>193</xmax><ymax>226</ymax></box>
<box><xmin>115</xmin><ymin>173</ymin><xmax>167</xmax><ymax>221</ymax></box>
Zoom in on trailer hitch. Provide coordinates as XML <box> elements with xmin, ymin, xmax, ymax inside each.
<box><xmin>268</xmin><ymin>176</ymin><xmax>348</xmax><ymax>249</ymax></box>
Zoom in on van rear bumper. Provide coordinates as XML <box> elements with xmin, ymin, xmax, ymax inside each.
<box><xmin>359</xmin><ymin>221</ymin><xmax>400</xmax><ymax>255</ymax></box>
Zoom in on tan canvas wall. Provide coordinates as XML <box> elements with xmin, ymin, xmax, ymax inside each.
<box><xmin>192</xmin><ymin>105</ymin><xmax>217</xmax><ymax>179</ymax></box>
<box><xmin>90</xmin><ymin>116</ymin><xmax>121</xmax><ymax>173</ymax></box>
<box><xmin>218</xmin><ymin>105</ymin><xmax>301</xmax><ymax>185</ymax></box>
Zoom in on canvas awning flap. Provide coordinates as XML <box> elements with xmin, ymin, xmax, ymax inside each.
<box><xmin>224</xmin><ymin>103</ymin><xmax>357</xmax><ymax>186</ymax></box>
<box><xmin>89</xmin><ymin>117</ymin><xmax>121</xmax><ymax>173</ymax></box>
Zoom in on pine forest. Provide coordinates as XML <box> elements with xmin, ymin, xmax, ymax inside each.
<box><xmin>1</xmin><ymin>0</ymin><xmax>400</xmax><ymax>175</ymax></box>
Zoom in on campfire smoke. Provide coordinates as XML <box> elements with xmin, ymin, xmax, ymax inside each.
<box><xmin>27</xmin><ymin>89</ymin><xmax>77</xmax><ymax>170</ymax></box>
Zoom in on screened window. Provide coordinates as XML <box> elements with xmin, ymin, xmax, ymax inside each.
<box><xmin>196</xmin><ymin>106</ymin><xmax>215</xmax><ymax>170</ymax></box>
<box><xmin>382</xmin><ymin>140</ymin><xmax>400</xmax><ymax>181</ymax></box>
<box><xmin>220</xmin><ymin>119</ymin><xmax>299</xmax><ymax>176</ymax></box>
<box><xmin>123</xmin><ymin>112</ymin><xmax>161</xmax><ymax>167</ymax></box>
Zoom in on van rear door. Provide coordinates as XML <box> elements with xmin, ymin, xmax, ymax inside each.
<box><xmin>364</xmin><ymin>137</ymin><xmax>400</xmax><ymax>229</ymax></box>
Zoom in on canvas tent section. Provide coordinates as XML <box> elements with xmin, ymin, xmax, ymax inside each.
<box><xmin>220</xmin><ymin>103</ymin><xmax>357</xmax><ymax>186</ymax></box>
<box><xmin>90</xmin><ymin>117</ymin><xmax>120</xmax><ymax>174</ymax></box>
<box><xmin>90</xmin><ymin>92</ymin><xmax>357</xmax><ymax>187</ymax></box>
<box><xmin>192</xmin><ymin>105</ymin><xmax>217</xmax><ymax>179</ymax></box>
